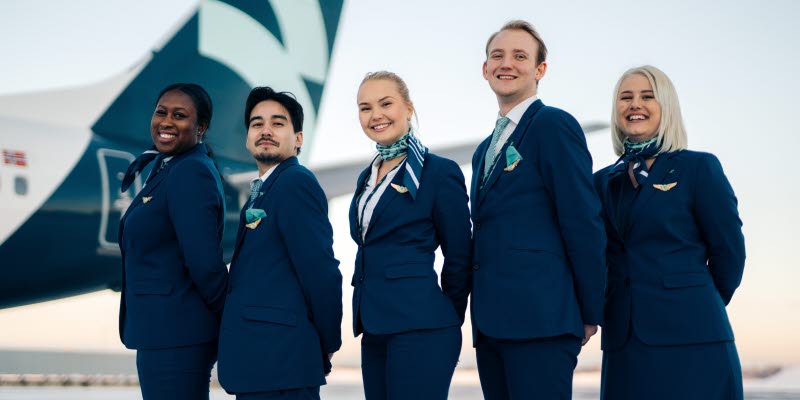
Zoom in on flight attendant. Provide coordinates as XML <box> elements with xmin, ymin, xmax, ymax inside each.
<box><xmin>118</xmin><ymin>83</ymin><xmax>229</xmax><ymax>400</ymax></box>
<box><xmin>596</xmin><ymin>65</ymin><xmax>746</xmax><ymax>400</ymax></box>
<box><xmin>350</xmin><ymin>71</ymin><xmax>472</xmax><ymax>400</ymax></box>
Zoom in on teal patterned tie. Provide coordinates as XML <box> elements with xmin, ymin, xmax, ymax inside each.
<box><xmin>483</xmin><ymin>116</ymin><xmax>511</xmax><ymax>181</ymax></box>
<box><xmin>248</xmin><ymin>179</ymin><xmax>263</xmax><ymax>209</ymax></box>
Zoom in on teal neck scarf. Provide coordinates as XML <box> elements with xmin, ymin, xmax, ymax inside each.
<box><xmin>608</xmin><ymin>136</ymin><xmax>661</xmax><ymax>185</ymax></box>
<box><xmin>372</xmin><ymin>129</ymin><xmax>428</xmax><ymax>199</ymax></box>
<box><xmin>376</xmin><ymin>130</ymin><xmax>412</xmax><ymax>160</ymax></box>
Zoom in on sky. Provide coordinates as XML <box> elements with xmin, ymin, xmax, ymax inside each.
<box><xmin>0</xmin><ymin>0</ymin><xmax>799</xmax><ymax>366</ymax></box>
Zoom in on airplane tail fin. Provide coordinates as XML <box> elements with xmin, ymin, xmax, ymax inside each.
<box><xmin>91</xmin><ymin>0</ymin><xmax>345</xmax><ymax>164</ymax></box>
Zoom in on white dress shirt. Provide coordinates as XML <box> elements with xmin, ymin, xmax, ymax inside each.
<box><xmin>491</xmin><ymin>95</ymin><xmax>538</xmax><ymax>158</ymax></box>
<box><xmin>357</xmin><ymin>156</ymin><xmax>403</xmax><ymax>240</ymax></box>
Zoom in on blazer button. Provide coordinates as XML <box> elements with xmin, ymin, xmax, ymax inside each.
<box><xmin>473</xmin><ymin>264</ymin><xmax>480</xmax><ymax>271</ymax></box>
<box><xmin>227</xmin><ymin>286</ymin><xmax>232</xmax><ymax>294</ymax></box>
<box><xmin>475</xmin><ymin>222</ymin><xmax>482</xmax><ymax>231</ymax></box>
<box><xmin>359</xmin><ymin>276</ymin><xmax>364</xmax><ymax>283</ymax></box>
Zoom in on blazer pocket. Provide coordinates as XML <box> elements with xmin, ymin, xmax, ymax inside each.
<box><xmin>385</xmin><ymin>263</ymin><xmax>432</xmax><ymax>279</ymax></box>
<box><xmin>242</xmin><ymin>306</ymin><xmax>297</xmax><ymax>327</ymax></box>
<box><xmin>662</xmin><ymin>272</ymin><xmax>710</xmax><ymax>289</ymax></box>
<box><xmin>129</xmin><ymin>280</ymin><xmax>172</xmax><ymax>295</ymax></box>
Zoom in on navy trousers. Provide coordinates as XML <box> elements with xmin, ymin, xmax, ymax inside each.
<box><xmin>601</xmin><ymin>327</ymin><xmax>743</xmax><ymax>400</ymax></box>
<box><xmin>235</xmin><ymin>387</ymin><xmax>320</xmax><ymax>400</ymax></box>
<box><xmin>361</xmin><ymin>326</ymin><xmax>461</xmax><ymax>400</ymax></box>
<box><xmin>476</xmin><ymin>332</ymin><xmax>582</xmax><ymax>400</ymax></box>
<box><xmin>136</xmin><ymin>341</ymin><xmax>217</xmax><ymax>400</ymax></box>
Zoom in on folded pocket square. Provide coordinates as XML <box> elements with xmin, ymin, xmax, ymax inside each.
<box><xmin>504</xmin><ymin>145</ymin><xmax>523</xmax><ymax>172</ymax></box>
<box><xmin>142</xmin><ymin>196</ymin><xmax>153</xmax><ymax>203</ymax></box>
<box><xmin>245</xmin><ymin>208</ymin><xmax>267</xmax><ymax>229</ymax></box>
<box><xmin>653</xmin><ymin>182</ymin><xmax>677</xmax><ymax>191</ymax></box>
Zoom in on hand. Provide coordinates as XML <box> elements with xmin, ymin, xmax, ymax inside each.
<box><xmin>582</xmin><ymin>325</ymin><xmax>598</xmax><ymax>346</ymax></box>
<box><xmin>325</xmin><ymin>353</ymin><xmax>335</xmax><ymax>377</ymax></box>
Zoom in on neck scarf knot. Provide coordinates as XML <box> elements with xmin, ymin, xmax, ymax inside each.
<box><xmin>607</xmin><ymin>137</ymin><xmax>661</xmax><ymax>185</ymax></box>
<box><xmin>121</xmin><ymin>146</ymin><xmax>163</xmax><ymax>192</ymax></box>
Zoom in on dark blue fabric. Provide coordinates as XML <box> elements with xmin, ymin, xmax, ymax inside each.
<box><xmin>475</xmin><ymin>333</ymin><xmax>581</xmax><ymax>400</ymax></box>
<box><xmin>120</xmin><ymin>146</ymin><xmax>159</xmax><ymax>192</ymax></box>
<box><xmin>136</xmin><ymin>341</ymin><xmax>217</xmax><ymax>400</ymax></box>
<box><xmin>601</xmin><ymin>327</ymin><xmax>743</xmax><ymax>400</ymax></box>
<box><xmin>361</xmin><ymin>326</ymin><xmax>461</xmax><ymax>400</ymax></box>
<box><xmin>348</xmin><ymin>153</ymin><xmax>472</xmax><ymax>336</ymax></box>
<box><xmin>235</xmin><ymin>387</ymin><xmax>320</xmax><ymax>400</ymax></box>
<box><xmin>593</xmin><ymin>150</ymin><xmax>745</xmax><ymax>351</ymax></box>
<box><xmin>218</xmin><ymin>157</ymin><xmax>342</xmax><ymax>394</ymax></box>
<box><xmin>469</xmin><ymin>100</ymin><xmax>607</xmax><ymax>342</ymax></box>
<box><xmin>119</xmin><ymin>143</ymin><xmax>229</xmax><ymax>350</ymax></box>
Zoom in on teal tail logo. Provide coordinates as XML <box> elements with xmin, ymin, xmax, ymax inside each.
<box><xmin>92</xmin><ymin>0</ymin><xmax>345</xmax><ymax>164</ymax></box>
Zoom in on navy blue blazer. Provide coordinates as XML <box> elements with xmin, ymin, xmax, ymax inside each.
<box><xmin>119</xmin><ymin>143</ymin><xmax>229</xmax><ymax>350</ymax></box>
<box><xmin>470</xmin><ymin>100</ymin><xmax>606</xmax><ymax>341</ymax></box>
<box><xmin>594</xmin><ymin>150</ymin><xmax>745</xmax><ymax>351</ymax></box>
<box><xmin>217</xmin><ymin>157</ymin><xmax>342</xmax><ymax>393</ymax></box>
<box><xmin>349</xmin><ymin>153</ymin><xmax>472</xmax><ymax>336</ymax></box>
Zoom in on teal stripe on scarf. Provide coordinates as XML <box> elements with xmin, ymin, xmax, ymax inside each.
<box><xmin>374</xmin><ymin>129</ymin><xmax>428</xmax><ymax>199</ymax></box>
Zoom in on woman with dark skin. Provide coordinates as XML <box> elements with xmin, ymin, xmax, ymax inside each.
<box><xmin>118</xmin><ymin>83</ymin><xmax>229</xmax><ymax>400</ymax></box>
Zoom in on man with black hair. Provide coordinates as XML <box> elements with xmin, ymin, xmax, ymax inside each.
<box><xmin>217</xmin><ymin>87</ymin><xmax>342</xmax><ymax>400</ymax></box>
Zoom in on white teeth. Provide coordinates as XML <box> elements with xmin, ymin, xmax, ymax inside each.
<box><xmin>628</xmin><ymin>115</ymin><xmax>646</xmax><ymax>121</ymax></box>
<box><xmin>373</xmin><ymin>123</ymin><xmax>390</xmax><ymax>130</ymax></box>
<box><xmin>498</xmin><ymin>75</ymin><xmax>515</xmax><ymax>80</ymax></box>
<box><xmin>159</xmin><ymin>133</ymin><xmax>176</xmax><ymax>139</ymax></box>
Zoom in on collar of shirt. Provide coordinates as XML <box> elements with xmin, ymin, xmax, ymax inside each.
<box><xmin>491</xmin><ymin>95</ymin><xmax>537</xmax><ymax>157</ymax></box>
<box><xmin>498</xmin><ymin>94</ymin><xmax>538</xmax><ymax>124</ymax></box>
<box><xmin>359</xmin><ymin>156</ymin><xmax>403</xmax><ymax>240</ymax></box>
<box><xmin>250</xmin><ymin>163</ymin><xmax>280</xmax><ymax>190</ymax></box>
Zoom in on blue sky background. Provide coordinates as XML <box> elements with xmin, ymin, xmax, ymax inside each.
<box><xmin>0</xmin><ymin>0</ymin><xmax>798</xmax><ymax>366</ymax></box>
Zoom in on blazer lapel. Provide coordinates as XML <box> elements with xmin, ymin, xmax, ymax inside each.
<box><xmin>363</xmin><ymin>161</ymin><xmax>405</xmax><ymax>242</ymax></box>
<box><xmin>625</xmin><ymin>151</ymin><xmax>680</xmax><ymax>232</ymax></box>
<box><xmin>231</xmin><ymin>157</ymin><xmax>299</xmax><ymax>262</ymax></box>
<box><xmin>349</xmin><ymin>164</ymin><xmax>371</xmax><ymax>245</ymax></box>
<box><xmin>598</xmin><ymin>171</ymin><xmax>622</xmax><ymax>239</ymax></box>
<box><xmin>471</xmin><ymin>137</ymin><xmax>491</xmax><ymax>212</ymax></box>
<box><xmin>478</xmin><ymin>100</ymin><xmax>544</xmax><ymax>206</ymax></box>
<box><xmin>119</xmin><ymin>162</ymin><xmax>169</xmax><ymax>226</ymax></box>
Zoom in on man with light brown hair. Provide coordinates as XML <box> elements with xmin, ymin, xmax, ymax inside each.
<box><xmin>469</xmin><ymin>20</ymin><xmax>606</xmax><ymax>399</ymax></box>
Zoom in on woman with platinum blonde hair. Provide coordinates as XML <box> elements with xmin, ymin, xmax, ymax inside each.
<box><xmin>594</xmin><ymin>65</ymin><xmax>746</xmax><ymax>400</ymax></box>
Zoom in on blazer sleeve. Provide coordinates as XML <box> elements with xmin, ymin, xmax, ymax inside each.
<box><xmin>693</xmin><ymin>153</ymin><xmax>746</xmax><ymax>305</ymax></box>
<box><xmin>432</xmin><ymin>159</ymin><xmax>473</xmax><ymax>323</ymax></box>
<box><xmin>166</xmin><ymin>158</ymin><xmax>229</xmax><ymax>313</ymax></box>
<box><xmin>275</xmin><ymin>170</ymin><xmax>343</xmax><ymax>355</ymax></box>
<box><xmin>535</xmin><ymin>110</ymin><xmax>607</xmax><ymax>326</ymax></box>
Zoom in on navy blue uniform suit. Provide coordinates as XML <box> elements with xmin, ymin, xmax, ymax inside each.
<box><xmin>217</xmin><ymin>157</ymin><xmax>342</xmax><ymax>397</ymax></box>
<box><xmin>470</xmin><ymin>100</ymin><xmax>606</xmax><ymax>399</ymax></box>
<box><xmin>119</xmin><ymin>143</ymin><xmax>229</xmax><ymax>399</ymax></box>
<box><xmin>349</xmin><ymin>154</ymin><xmax>472</xmax><ymax>400</ymax></box>
<box><xmin>595</xmin><ymin>150</ymin><xmax>745</xmax><ymax>400</ymax></box>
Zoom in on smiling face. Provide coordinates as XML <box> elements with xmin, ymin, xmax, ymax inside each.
<box><xmin>616</xmin><ymin>73</ymin><xmax>662</xmax><ymax>142</ymax></box>
<box><xmin>150</xmin><ymin>90</ymin><xmax>205</xmax><ymax>155</ymax></box>
<box><xmin>357</xmin><ymin>79</ymin><xmax>414</xmax><ymax>146</ymax></box>
<box><xmin>483</xmin><ymin>29</ymin><xmax>547</xmax><ymax>112</ymax></box>
<box><xmin>245</xmin><ymin>100</ymin><xmax>302</xmax><ymax>172</ymax></box>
